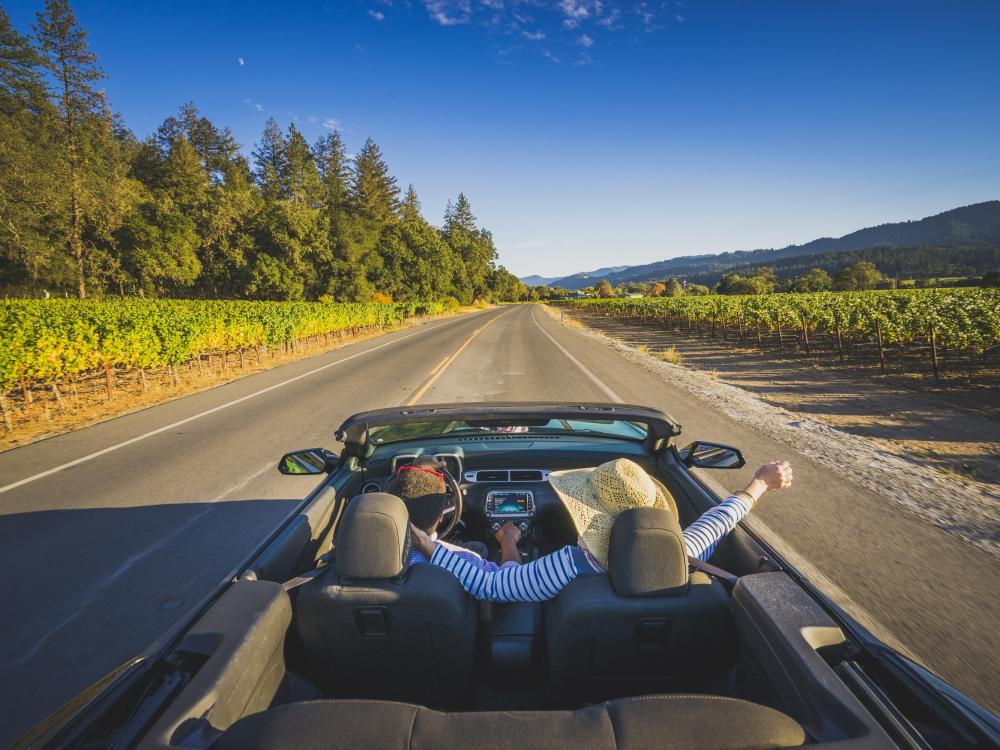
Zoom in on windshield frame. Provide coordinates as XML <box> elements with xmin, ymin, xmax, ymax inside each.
<box><xmin>336</xmin><ymin>402</ymin><xmax>682</xmax><ymax>458</ymax></box>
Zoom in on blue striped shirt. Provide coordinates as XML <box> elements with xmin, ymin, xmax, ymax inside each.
<box><xmin>428</xmin><ymin>493</ymin><xmax>754</xmax><ymax>603</ymax></box>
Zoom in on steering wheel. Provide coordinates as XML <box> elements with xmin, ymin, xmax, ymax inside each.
<box><xmin>436</xmin><ymin>470</ymin><xmax>464</xmax><ymax>541</ymax></box>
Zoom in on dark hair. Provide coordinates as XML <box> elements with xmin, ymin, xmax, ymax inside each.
<box><xmin>384</xmin><ymin>463</ymin><xmax>448</xmax><ymax>533</ymax></box>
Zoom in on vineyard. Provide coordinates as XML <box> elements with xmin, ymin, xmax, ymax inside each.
<box><xmin>0</xmin><ymin>298</ymin><xmax>449</xmax><ymax>432</ymax></box>
<box><xmin>553</xmin><ymin>288</ymin><xmax>1000</xmax><ymax>376</ymax></box>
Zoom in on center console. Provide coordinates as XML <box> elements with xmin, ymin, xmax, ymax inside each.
<box><xmin>484</xmin><ymin>490</ymin><xmax>535</xmax><ymax>535</ymax></box>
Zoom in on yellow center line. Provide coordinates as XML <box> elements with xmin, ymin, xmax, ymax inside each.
<box><xmin>406</xmin><ymin>310</ymin><xmax>512</xmax><ymax>405</ymax></box>
<box><xmin>428</xmin><ymin>355</ymin><xmax>450</xmax><ymax>376</ymax></box>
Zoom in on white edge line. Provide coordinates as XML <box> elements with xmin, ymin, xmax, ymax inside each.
<box><xmin>531</xmin><ymin>307</ymin><xmax>623</xmax><ymax>403</ymax></box>
<box><xmin>0</xmin><ymin>313</ymin><xmax>487</xmax><ymax>495</ymax></box>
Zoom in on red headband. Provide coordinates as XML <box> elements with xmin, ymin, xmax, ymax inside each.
<box><xmin>396</xmin><ymin>465</ymin><xmax>445</xmax><ymax>481</ymax></box>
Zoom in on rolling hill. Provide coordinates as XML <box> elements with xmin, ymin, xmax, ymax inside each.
<box><xmin>522</xmin><ymin>201</ymin><xmax>1000</xmax><ymax>289</ymax></box>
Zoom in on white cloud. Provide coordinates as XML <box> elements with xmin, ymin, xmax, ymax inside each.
<box><xmin>242</xmin><ymin>97</ymin><xmax>252</xmax><ymax>105</ymax></box>
<box><xmin>323</xmin><ymin>118</ymin><xmax>340</xmax><ymax>130</ymax></box>
<box><xmin>237</xmin><ymin>57</ymin><xmax>245</xmax><ymax>66</ymax></box>
<box><xmin>577</xmin><ymin>33</ymin><xmax>593</xmax><ymax>47</ymax></box>
<box><xmin>522</xmin><ymin>29</ymin><xmax>545</xmax><ymax>41</ymax></box>
<box><xmin>558</xmin><ymin>0</ymin><xmax>593</xmax><ymax>28</ymax></box>
<box><xmin>308</xmin><ymin>115</ymin><xmax>319</xmax><ymax>124</ymax></box>
<box><xmin>424</xmin><ymin>0</ymin><xmax>471</xmax><ymax>26</ymax></box>
<box><xmin>254</xmin><ymin>103</ymin><xmax>264</xmax><ymax>112</ymax></box>
<box><xmin>368</xmin><ymin>9</ymin><xmax>385</xmax><ymax>21</ymax></box>
<box><xmin>541</xmin><ymin>48</ymin><xmax>560</xmax><ymax>63</ymax></box>
<box><xmin>675</xmin><ymin>14</ymin><xmax>685</xmax><ymax>23</ymax></box>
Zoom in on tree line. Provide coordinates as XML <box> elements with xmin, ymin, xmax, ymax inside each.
<box><xmin>555</xmin><ymin>258</ymin><xmax>999</xmax><ymax>301</ymax></box>
<box><xmin>0</xmin><ymin>1</ymin><xmax>526</xmax><ymax>304</ymax></box>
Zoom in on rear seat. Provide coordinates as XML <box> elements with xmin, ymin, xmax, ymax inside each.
<box><xmin>215</xmin><ymin>695</ymin><xmax>807</xmax><ymax>750</ymax></box>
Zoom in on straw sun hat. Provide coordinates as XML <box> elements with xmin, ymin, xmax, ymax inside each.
<box><xmin>549</xmin><ymin>458</ymin><xmax>677</xmax><ymax>565</ymax></box>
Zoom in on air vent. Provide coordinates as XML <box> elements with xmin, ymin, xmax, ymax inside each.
<box><xmin>510</xmin><ymin>470</ymin><xmax>544</xmax><ymax>482</ymax></box>
<box><xmin>476</xmin><ymin>470</ymin><xmax>509</xmax><ymax>482</ymax></box>
<box><xmin>362</xmin><ymin>482</ymin><xmax>382</xmax><ymax>493</ymax></box>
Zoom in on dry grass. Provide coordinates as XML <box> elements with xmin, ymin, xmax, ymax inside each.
<box><xmin>541</xmin><ymin>304</ymin><xmax>586</xmax><ymax>328</ymax></box>
<box><xmin>635</xmin><ymin>344</ymin><xmax>650</xmax><ymax>354</ymax></box>
<box><xmin>657</xmin><ymin>346</ymin><xmax>683</xmax><ymax>365</ymax></box>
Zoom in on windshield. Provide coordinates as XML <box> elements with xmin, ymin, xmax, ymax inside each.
<box><xmin>368</xmin><ymin>419</ymin><xmax>647</xmax><ymax>445</ymax></box>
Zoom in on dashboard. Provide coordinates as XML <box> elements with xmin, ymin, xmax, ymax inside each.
<box><xmin>359</xmin><ymin>438</ymin><xmax>651</xmax><ymax>548</ymax></box>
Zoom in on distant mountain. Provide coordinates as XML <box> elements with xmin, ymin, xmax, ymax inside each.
<box><xmin>530</xmin><ymin>201</ymin><xmax>1000</xmax><ymax>289</ymax></box>
<box><xmin>518</xmin><ymin>275</ymin><xmax>560</xmax><ymax>286</ymax></box>
<box><xmin>520</xmin><ymin>265</ymin><xmax>630</xmax><ymax>287</ymax></box>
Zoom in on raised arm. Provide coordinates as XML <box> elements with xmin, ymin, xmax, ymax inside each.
<box><xmin>684</xmin><ymin>461</ymin><xmax>793</xmax><ymax>561</ymax></box>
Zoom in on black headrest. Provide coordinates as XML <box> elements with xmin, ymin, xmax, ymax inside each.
<box><xmin>337</xmin><ymin>493</ymin><xmax>411</xmax><ymax>580</ymax></box>
<box><xmin>607</xmin><ymin>507</ymin><xmax>688</xmax><ymax>597</ymax></box>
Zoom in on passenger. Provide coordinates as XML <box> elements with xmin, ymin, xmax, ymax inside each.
<box><xmin>384</xmin><ymin>458</ymin><xmax>511</xmax><ymax>569</ymax></box>
<box><xmin>409</xmin><ymin>457</ymin><xmax>792</xmax><ymax>602</ymax></box>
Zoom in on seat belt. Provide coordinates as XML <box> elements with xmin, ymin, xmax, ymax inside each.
<box><xmin>688</xmin><ymin>556</ymin><xmax>740</xmax><ymax>588</ymax></box>
<box><xmin>282</xmin><ymin>568</ymin><xmax>326</xmax><ymax>592</ymax></box>
<box><xmin>281</xmin><ymin>551</ymin><xmax>337</xmax><ymax>592</ymax></box>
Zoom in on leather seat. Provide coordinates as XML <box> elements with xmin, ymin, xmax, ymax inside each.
<box><xmin>544</xmin><ymin>507</ymin><xmax>737</xmax><ymax>703</ymax></box>
<box><xmin>215</xmin><ymin>695</ymin><xmax>807</xmax><ymax>750</ymax></box>
<box><xmin>293</xmin><ymin>493</ymin><xmax>477</xmax><ymax>707</ymax></box>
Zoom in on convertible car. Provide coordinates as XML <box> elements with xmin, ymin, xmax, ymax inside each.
<box><xmin>19</xmin><ymin>403</ymin><xmax>1000</xmax><ymax>749</ymax></box>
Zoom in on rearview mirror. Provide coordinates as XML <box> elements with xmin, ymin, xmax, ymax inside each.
<box><xmin>278</xmin><ymin>448</ymin><xmax>338</xmax><ymax>475</ymax></box>
<box><xmin>680</xmin><ymin>441</ymin><xmax>745</xmax><ymax>470</ymax></box>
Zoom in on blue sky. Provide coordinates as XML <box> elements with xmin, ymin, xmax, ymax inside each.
<box><xmin>6</xmin><ymin>1</ymin><xmax>1000</xmax><ymax>277</ymax></box>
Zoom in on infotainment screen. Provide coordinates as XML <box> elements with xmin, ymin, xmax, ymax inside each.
<box><xmin>487</xmin><ymin>491</ymin><xmax>532</xmax><ymax>515</ymax></box>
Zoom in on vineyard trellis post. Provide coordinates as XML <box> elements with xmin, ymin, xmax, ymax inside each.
<box><xmin>19</xmin><ymin>371</ymin><xmax>32</xmax><ymax>404</ymax></box>
<box><xmin>104</xmin><ymin>362</ymin><xmax>114</xmax><ymax>401</ymax></box>
<box><xmin>875</xmin><ymin>321</ymin><xmax>886</xmax><ymax>372</ymax></box>
<box><xmin>929</xmin><ymin>326</ymin><xmax>939</xmax><ymax>380</ymax></box>
<box><xmin>0</xmin><ymin>394</ymin><xmax>13</xmax><ymax>431</ymax></box>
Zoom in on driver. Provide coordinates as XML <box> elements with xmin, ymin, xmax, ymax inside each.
<box><xmin>409</xmin><ymin>457</ymin><xmax>793</xmax><ymax>602</ymax></box>
<box><xmin>384</xmin><ymin>458</ymin><xmax>515</xmax><ymax>570</ymax></box>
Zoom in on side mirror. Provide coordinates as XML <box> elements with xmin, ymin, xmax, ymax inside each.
<box><xmin>680</xmin><ymin>441</ymin><xmax>745</xmax><ymax>470</ymax></box>
<box><xmin>278</xmin><ymin>448</ymin><xmax>338</xmax><ymax>475</ymax></box>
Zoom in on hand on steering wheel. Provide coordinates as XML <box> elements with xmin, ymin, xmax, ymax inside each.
<box><xmin>435</xmin><ymin>469</ymin><xmax>464</xmax><ymax>540</ymax></box>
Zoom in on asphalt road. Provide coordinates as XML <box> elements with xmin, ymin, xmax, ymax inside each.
<box><xmin>1</xmin><ymin>304</ymin><xmax>997</xmax><ymax>744</ymax></box>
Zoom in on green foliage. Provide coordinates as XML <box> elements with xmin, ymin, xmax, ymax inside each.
<box><xmin>834</xmin><ymin>261</ymin><xmax>882</xmax><ymax>291</ymax></box>
<box><xmin>0</xmin><ymin>298</ymin><xmax>447</xmax><ymax>389</ymax></box>
<box><xmin>0</xmin><ymin>7</ymin><xmax>522</xmax><ymax>305</ymax></box>
<box><xmin>792</xmin><ymin>267</ymin><xmax>832</xmax><ymax>292</ymax></box>
<box><xmin>716</xmin><ymin>267</ymin><xmax>777</xmax><ymax>295</ymax></box>
<box><xmin>556</xmin><ymin>288</ymin><xmax>1000</xmax><ymax>354</ymax></box>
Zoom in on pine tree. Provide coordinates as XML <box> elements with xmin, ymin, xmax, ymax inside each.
<box><xmin>351</xmin><ymin>137</ymin><xmax>399</xmax><ymax>226</ymax></box>
<box><xmin>448</xmin><ymin>193</ymin><xmax>477</xmax><ymax>234</ymax></box>
<box><xmin>314</xmin><ymin>130</ymin><xmax>350</xmax><ymax>220</ymax></box>
<box><xmin>156</xmin><ymin>102</ymin><xmax>239</xmax><ymax>181</ymax></box>
<box><xmin>281</xmin><ymin>123</ymin><xmax>321</xmax><ymax>206</ymax></box>
<box><xmin>252</xmin><ymin>117</ymin><xmax>285</xmax><ymax>199</ymax></box>
<box><xmin>34</xmin><ymin>0</ymin><xmax>108</xmax><ymax>297</ymax></box>
<box><xmin>162</xmin><ymin>134</ymin><xmax>209</xmax><ymax>211</ymax></box>
<box><xmin>402</xmin><ymin>184</ymin><xmax>421</xmax><ymax>222</ymax></box>
<box><xmin>0</xmin><ymin>8</ymin><xmax>59</xmax><ymax>292</ymax></box>
<box><xmin>0</xmin><ymin>7</ymin><xmax>48</xmax><ymax>114</ymax></box>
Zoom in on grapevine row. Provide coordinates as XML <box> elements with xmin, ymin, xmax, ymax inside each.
<box><xmin>553</xmin><ymin>288</ymin><xmax>1000</xmax><ymax>374</ymax></box>
<box><xmin>0</xmin><ymin>298</ymin><xmax>447</xmax><ymax>395</ymax></box>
